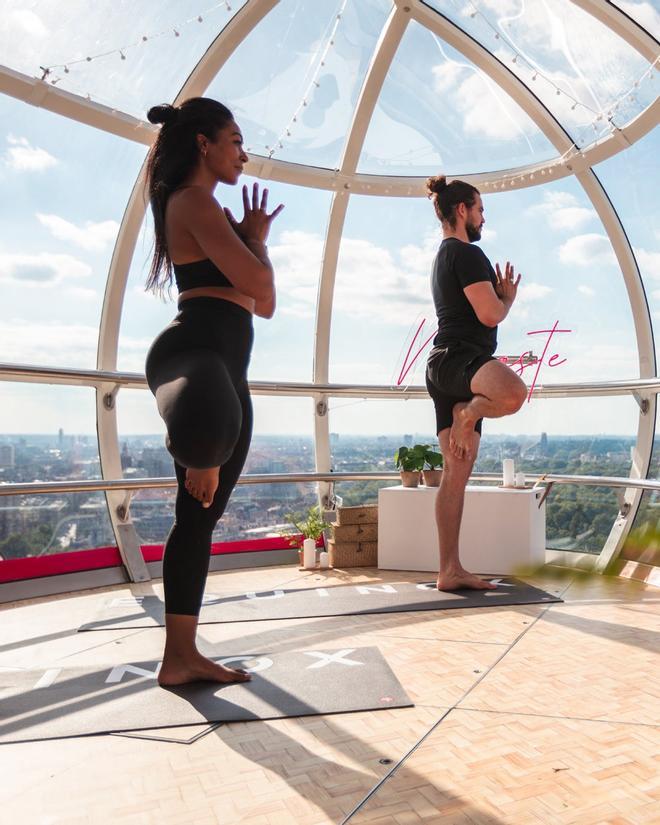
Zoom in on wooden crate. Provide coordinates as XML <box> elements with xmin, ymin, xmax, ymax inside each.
<box><xmin>332</xmin><ymin>522</ymin><xmax>377</xmax><ymax>543</ymax></box>
<box><xmin>335</xmin><ymin>504</ymin><xmax>378</xmax><ymax>526</ymax></box>
<box><xmin>328</xmin><ymin>539</ymin><xmax>377</xmax><ymax>568</ymax></box>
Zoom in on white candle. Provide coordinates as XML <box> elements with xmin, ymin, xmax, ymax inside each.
<box><xmin>303</xmin><ymin>538</ymin><xmax>317</xmax><ymax>569</ymax></box>
<box><xmin>502</xmin><ymin>459</ymin><xmax>515</xmax><ymax>487</ymax></box>
<box><xmin>515</xmin><ymin>471</ymin><xmax>526</xmax><ymax>488</ymax></box>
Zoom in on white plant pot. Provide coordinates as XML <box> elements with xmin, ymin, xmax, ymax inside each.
<box><xmin>303</xmin><ymin>537</ymin><xmax>317</xmax><ymax>569</ymax></box>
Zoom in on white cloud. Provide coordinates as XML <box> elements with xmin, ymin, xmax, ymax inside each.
<box><xmin>635</xmin><ymin>247</ymin><xmax>660</xmax><ymax>281</ymax></box>
<box><xmin>432</xmin><ymin>63</ymin><xmax>536</xmax><ymax>141</ymax></box>
<box><xmin>0</xmin><ymin>252</ymin><xmax>91</xmax><ymax>285</ymax></box>
<box><xmin>4</xmin><ymin>135</ymin><xmax>57</xmax><ymax>172</ymax></box>
<box><xmin>8</xmin><ymin>9</ymin><xmax>48</xmax><ymax>38</ymax></box>
<box><xmin>531</xmin><ymin>191</ymin><xmax>597</xmax><ymax>232</ymax></box>
<box><xmin>578</xmin><ymin>285</ymin><xmax>595</xmax><ymax>297</ymax></box>
<box><xmin>618</xmin><ymin>2</ymin><xmax>660</xmax><ymax>39</ymax></box>
<box><xmin>269</xmin><ymin>229</ymin><xmax>436</xmax><ymax>325</ymax></box>
<box><xmin>510</xmin><ymin>282</ymin><xmax>553</xmax><ymax>319</ymax></box>
<box><xmin>480</xmin><ymin>227</ymin><xmax>497</xmax><ymax>242</ymax></box>
<box><xmin>0</xmin><ymin>320</ymin><xmax>151</xmax><ymax>369</ymax></box>
<box><xmin>559</xmin><ymin>234</ymin><xmax>616</xmax><ymax>268</ymax></box>
<box><xmin>37</xmin><ymin>214</ymin><xmax>119</xmax><ymax>252</ymax></box>
<box><xmin>65</xmin><ymin>287</ymin><xmax>99</xmax><ymax>302</ymax></box>
<box><xmin>518</xmin><ymin>283</ymin><xmax>553</xmax><ymax>301</ymax></box>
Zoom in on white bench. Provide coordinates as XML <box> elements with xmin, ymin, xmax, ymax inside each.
<box><xmin>378</xmin><ymin>484</ymin><xmax>546</xmax><ymax>574</ymax></box>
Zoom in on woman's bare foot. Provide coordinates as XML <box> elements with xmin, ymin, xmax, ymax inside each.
<box><xmin>158</xmin><ymin>652</ymin><xmax>252</xmax><ymax>686</ymax></box>
<box><xmin>437</xmin><ymin>569</ymin><xmax>498</xmax><ymax>591</ymax></box>
<box><xmin>449</xmin><ymin>402</ymin><xmax>475</xmax><ymax>460</ymax></box>
<box><xmin>185</xmin><ymin>467</ymin><xmax>220</xmax><ymax>508</ymax></box>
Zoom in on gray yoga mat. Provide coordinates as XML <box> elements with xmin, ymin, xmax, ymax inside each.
<box><xmin>79</xmin><ymin>578</ymin><xmax>562</xmax><ymax>631</ymax></box>
<box><xmin>0</xmin><ymin>646</ymin><xmax>412</xmax><ymax>744</ymax></box>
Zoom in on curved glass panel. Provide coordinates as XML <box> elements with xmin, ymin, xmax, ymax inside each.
<box><xmin>118</xmin><ymin>177</ymin><xmax>331</xmax><ymax>381</ymax></box>
<box><xmin>206</xmin><ymin>0</ymin><xmax>390</xmax><ymax>169</ymax></box>
<box><xmin>623</xmin><ymin>429</ymin><xmax>660</xmax><ymax>567</ymax></box>
<box><xmin>117</xmin><ymin>391</ymin><xmax>316</xmax><ymax>544</ymax></box>
<box><xmin>359</xmin><ymin>19</ymin><xmax>556</xmax><ymax>175</ymax></box>
<box><xmin>330</xmin><ymin>181</ymin><xmax>637</xmax><ymax>387</ymax></box>
<box><xmin>610</xmin><ymin>1</ymin><xmax>660</xmax><ymax>39</ymax></box>
<box><xmin>1</xmin><ymin>1</ymin><xmax>247</xmax><ymax>118</ymax></box>
<box><xmin>599</xmin><ymin>128</ymin><xmax>660</xmax><ymax>568</ymax></box>
<box><xmin>329</xmin><ymin>394</ymin><xmax>638</xmax><ymax>554</ymax></box>
<box><xmin>596</xmin><ymin>128</ymin><xmax>660</xmax><ymax>368</ymax></box>
<box><xmin>0</xmin><ymin>384</ymin><xmax>114</xmax><ymax>560</ymax></box>
<box><xmin>0</xmin><ymin>491</ymin><xmax>115</xmax><ymax>559</ymax></box>
<box><xmin>0</xmin><ymin>385</ymin><xmax>102</xmax><ymax>469</ymax></box>
<box><xmin>423</xmin><ymin>0</ymin><xmax>656</xmax><ymax>149</ymax></box>
<box><xmin>0</xmin><ymin>97</ymin><xmax>146</xmax><ymax>369</ymax></box>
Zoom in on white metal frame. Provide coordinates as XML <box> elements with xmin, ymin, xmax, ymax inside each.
<box><xmin>313</xmin><ymin>4</ymin><xmax>411</xmax><ymax>507</ymax></box>
<box><xmin>0</xmin><ymin>0</ymin><xmax>658</xmax><ymax>585</ymax></box>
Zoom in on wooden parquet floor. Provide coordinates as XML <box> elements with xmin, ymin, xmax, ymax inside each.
<box><xmin>0</xmin><ymin>566</ymin><xmax>658</xmax><ymax>824</ymax></box>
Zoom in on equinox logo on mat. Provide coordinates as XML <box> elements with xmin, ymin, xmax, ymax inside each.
<box><xmin>19</xmin><ymin>648</ymin><xmax>368</xmax><ymax>689</ymax></box>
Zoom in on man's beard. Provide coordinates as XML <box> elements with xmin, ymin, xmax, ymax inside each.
<box><xmin>466</xmin><ymin>221</ymin><xmax>482</xmax><ymax>242</ymax></box>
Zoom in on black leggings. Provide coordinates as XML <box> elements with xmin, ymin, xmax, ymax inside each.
<box><xmin>145</xmin><ymin>297</ymin><xmax>254</xmax><ymax>616</ymax></box>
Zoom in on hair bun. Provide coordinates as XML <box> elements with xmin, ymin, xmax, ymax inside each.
<box><xmin>426</xmin><ymin>175</ymin><xmax>447</xmax><ymax>197</ymax></box>
<box><xmin>147</xmin><ymin>104</ymin><xmax>179</xmax><ymax>126</ymax></box>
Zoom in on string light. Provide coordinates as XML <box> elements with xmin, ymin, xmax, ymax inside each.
<box><xmin>265</xmin><ymin>0</ymin><xmax>348</xmax><ymax>159</ymax></box>
<box><xmin>463</xmin><ymin>0</ymin><xmax>658</xmax><ymax>145</ymax></box>
<box><xmin>39</xmin><ymin>1</ymin><xmax>234</xmax><ymax>89</ymax></box>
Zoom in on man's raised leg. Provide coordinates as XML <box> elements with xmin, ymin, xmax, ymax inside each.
<box><xmin>436</xmin><ymin>427</ymin><xmax>497</xmax><ymax>591</ymax></box>
<box><xmin>450</xmin><ymin>360</ymin><xmax>527</xmax><ymax>460</ymax></box>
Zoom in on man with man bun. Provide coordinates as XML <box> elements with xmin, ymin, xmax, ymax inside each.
<box><xmin>425</xmin><ymin>176</ymin><xmax>527</xmax><ymax>591</ymax></box>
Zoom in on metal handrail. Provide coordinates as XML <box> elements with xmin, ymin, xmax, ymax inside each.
<box><xmin>1</xmin><ymin>471</ymin><xmax>659</xmax><ymax>497</ymax></box>
<box><xmin>2</xmin><ymin>362</ymin><xmax>660</xmax><ymax>399</ymax></box>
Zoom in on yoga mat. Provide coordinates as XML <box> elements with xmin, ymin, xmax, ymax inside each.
<box><xmin>0</xmin><ymin>646</ymin><xmax>412</xmax><ymax>744</ymax></box>
<box><xmin>79</xmin><ymin>578</ymin><xmax>562</xmax><ymax>631</ymax></box>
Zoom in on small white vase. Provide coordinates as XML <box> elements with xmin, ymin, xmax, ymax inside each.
<box><xmin>303</xmin><ymin>537</ymin><xmax>317</xmax><ymax>569</ymax></box>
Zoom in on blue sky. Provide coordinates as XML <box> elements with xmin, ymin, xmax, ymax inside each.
<box><xmin>1</xmin><ymin>0</ymin><xmax>659</xmax><ymax>437</ymax></box>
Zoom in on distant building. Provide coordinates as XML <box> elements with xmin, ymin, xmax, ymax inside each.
<box><xmin>0</xmin><ymin>444</ymin><xmax>15</xmax><ymax>468</ymax></box>
<box><xmin>120</xmin><ymin>442</ymin><xmax>133</xmax><ymax>470</ymax></box>
<box><xmin>403</xmin><ymin>434</ymin><xmax>413</xmax><ymax>447</ymax></box>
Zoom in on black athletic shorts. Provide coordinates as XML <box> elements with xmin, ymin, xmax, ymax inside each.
<box><xmin>425</xmin><ymin>341</ymin><xmax>496</xmax><ymax>435</ymax></box>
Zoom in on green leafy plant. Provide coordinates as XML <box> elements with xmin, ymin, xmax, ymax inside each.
<box><xmin>423</xmin><ymin>446</ymin><xmax>444</xmax><ymax>470</ymax></box>
<box><xmin>394</xmin><ymin>444</ymin><xmax>427</xmax><ymax>472</ymax></box>
<box><xmin>282</xmin><ymin>504</ymin><xmax>327</xmax><ymax>549</ymax></box>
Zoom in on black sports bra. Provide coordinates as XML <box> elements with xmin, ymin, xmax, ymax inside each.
<box><xmin>173</xmin><ymin>258</ymin><xmax>233</xmax><ymax>292</ymax></box>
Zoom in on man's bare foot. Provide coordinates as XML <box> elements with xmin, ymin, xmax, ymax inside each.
<box><xmin>449</xmin><ymin>402</ymin><xmax>475</xmax><ymax>460</ymax></box>
<box><xmin>158</xmin><ymin>652</ymin><xmax>252</xmax><ymax>686</ymax></box>
<box><xmin>436</xmin><ymin>570</ymin><xmax>498</xmax><ymax>591</ymax></box>
<box><xmin>185</xmin><ymin>467</ymin><xmax>220</xmax><ymax>508</ymax></box>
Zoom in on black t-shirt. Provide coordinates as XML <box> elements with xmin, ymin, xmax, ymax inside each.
<box><xmin>431</xmin><ymin>237</ymin><xmax>498</xmax><ymax>353</ymax></box>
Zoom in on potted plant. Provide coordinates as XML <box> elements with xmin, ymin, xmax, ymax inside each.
<box><xmin>394</xmin><ymin>444</ymin><xmax>426</xmax><ymax>488</ymax></box>
<box><xmin>422</xmin><ymin>445</ymin><xmax>443</xmax><ymax>487</ymax></box>
<box><xmin>283</xmin><ymin>504</ymin><xmax>327</xmax><ymax>568</ymax></box>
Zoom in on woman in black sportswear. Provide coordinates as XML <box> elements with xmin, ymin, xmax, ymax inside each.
<box><xmin>144</xmin><ymin>98</ymin><xmax>283</xmax><ymax>686</ymax></box>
